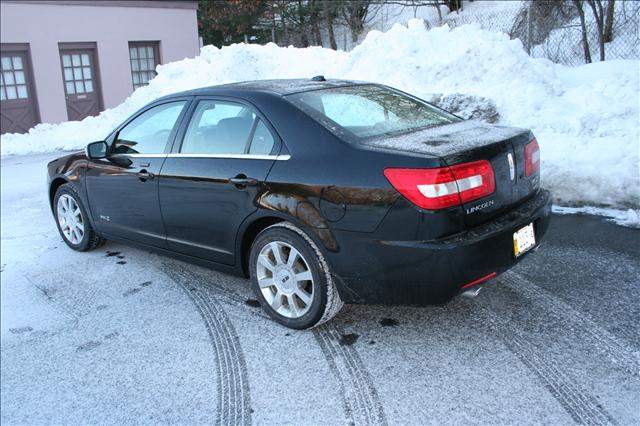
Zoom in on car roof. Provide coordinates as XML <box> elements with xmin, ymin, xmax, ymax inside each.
<box><xmin>158</xmin><ymin>77</ymin><xmax>372</xmax><ymax>100</ymax></box>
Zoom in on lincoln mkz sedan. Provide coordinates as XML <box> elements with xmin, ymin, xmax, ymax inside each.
<box><xmin>47</xmin><ymin>78</ymin><xmax>551</xmax><ymax>329</ymax></box>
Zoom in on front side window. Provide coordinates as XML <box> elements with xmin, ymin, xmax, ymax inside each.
<box><xmin>113</xmin><ymin>101</ymin><xmax>186</xmax><ymax>155</ymax></box>
<box><xmin>181</xmin><ymin>100</ymin><xmax>269</xmax><ymax>155</ymax></box>
<box><xmin>286</xmin><ymin>85</ymin><xmax>460</xmax><ymax>140</ymax></box>
<box><xmin>129</xmin><ymin>42</ymin><xmax>159</xmax><ymax>89</ymax></box>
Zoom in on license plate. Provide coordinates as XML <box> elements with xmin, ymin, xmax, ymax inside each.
<box><xmin>513</xmin><ymin>223</ymin><xmax>536</xmax><ymax>257</ymax></box>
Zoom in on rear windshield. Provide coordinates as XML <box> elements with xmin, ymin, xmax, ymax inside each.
<box><xmin>285</xmin><ymin>85</ymin><xmax>460</xmax><ymax>140</ymax></box>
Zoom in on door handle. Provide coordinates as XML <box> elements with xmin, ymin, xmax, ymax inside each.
<box><xmin>137</xmin><ymin>169</ymin><xmax>155</xmax><ymax>182</ymax></box>
<box><xmin>229</xmin><ymin>174</ymin><xmax>258</xmax><ymax>188</ymax></box>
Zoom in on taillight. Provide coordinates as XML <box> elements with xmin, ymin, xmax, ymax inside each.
<box><xmin>524</xmin><ymin>138</ymin><xmax>540</xmax><ymax>176</ymax></box>
<box><xmin>384</xmin><ymin>160</ymin><xmax>495</xmax><ymax>210</ymax></box>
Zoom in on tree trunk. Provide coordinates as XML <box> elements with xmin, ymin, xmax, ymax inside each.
<box><xmin>526</xmin><ymin>2</ymin><xmax>532</xmax><ymax>54</ymax></box>
<box><xmin>350</xmin><ymin>20</ymin><xmax>359</xmax><ymax>44</ymax></box>
<box><xmin>573</xmin><ymin>0</ymin><xmax>592</xmax><ymax>63</ymax></box>
<box><xmin>603</xmin><ymin>0</ymin><xmax>615</xmax><ymax>43</ymax></box>
<box><xmin>445</xmin><ymin>0</ymin><xmax>461</xmax><ymax>13</ymax></box>
<box><xmin>326</xmin><ymin>12</ymin><xmax>338</xmax><ymax>50</ymax></box>
<box><xmin>297</xmin><ymin>0</ymin><xmax>309</xmax><ymax>47</ymax></box>
<box><xmin>322</xmin><ymin>1</ymin><xmax>338</xmax><ymax>50</ymax></box>
<box><xmin>312</xmin><ymin>21</ymin><xmax>322</xmax><ymax>46</ymax></box>
<box><xmin>310</xmin><ymin>1</ymin><xmax>322</xmax><ymax>46</ymax></box>
<box><xmin>270</xmin><ymin>3</ymin><xmax>277</xmax><ymax>44</ymax></box>
<box><xmin>587</xmin><ymin>0</ymin><xmax>605</xmax><ymax>61</ymax></box>
<box><xmin>341</xmin><ymin>1</ymin><xmax>370</xmax><ymax>47</ymax></box>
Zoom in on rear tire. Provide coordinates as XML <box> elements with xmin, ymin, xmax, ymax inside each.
<box><xmin>54</xmin><ymin>184</ymin><xmax>105</xmax><ymax>251</ymax></box>
<box><xmin>249</xmin><ymin>222</ymin><xmax>343</xmax><ymax>329</ymax></box>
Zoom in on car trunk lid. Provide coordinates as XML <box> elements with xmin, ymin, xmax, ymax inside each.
<box><xmin>367</xmin><ymin>120</ymin><xmax>540</xmax><ymax>227</ymax></box>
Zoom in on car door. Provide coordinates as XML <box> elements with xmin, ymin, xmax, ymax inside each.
<box><xmin>85</xmin><ymin>99</ymin><xmax>190</xmax><ymax>247</ymax></box>
<box><xmin>159</xmin><ymin>97</ymin><xmax>281</xmax><ymax>264</ymax></box>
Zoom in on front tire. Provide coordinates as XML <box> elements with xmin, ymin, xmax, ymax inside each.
<box><xmin>54</xmin><ymin>184</ymin><xmax>105</xmax><ymax>251</ymax></box>
<box><xmin>249</xmin><ymin>222</ymin><xmax>343</xmax><ymax>329</ymax></box>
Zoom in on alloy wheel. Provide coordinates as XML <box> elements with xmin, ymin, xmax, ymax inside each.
<box><xmin>256</xmin><ymin>241</ymin><xmax>314</xmax><ymax>318</ymax></box>
<box><xmin>57</xmin><ymin>194</ymin><xmax>84</xmax><ymax>244</ymax></box>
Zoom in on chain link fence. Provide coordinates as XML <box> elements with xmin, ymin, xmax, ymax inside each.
<box><xmin>421</xmin><ymin>1</ymin><xmax>639</xmax><ymax>66</ymax></box>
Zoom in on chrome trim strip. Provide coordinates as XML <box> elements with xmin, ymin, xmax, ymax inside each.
<box><xmin>166</xmin><ymin>236</ymin><xmax>233</xmax><ymax>255</ymax></box>
<box><xmin>110</xmin><ymin>153</ymin><xmax>166</xmax><ymax>158</ymax></box>
<box><xmin>110</xmin><ymin>153</ymin><xmax>290</xmax><ymax>160</ymax></box>
<box><xmin>166</xmin><ymin>153</ymin><xmax>290</xmax><ymax>160</ymax></box>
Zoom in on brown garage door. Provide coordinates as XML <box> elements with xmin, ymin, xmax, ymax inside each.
<box><xmin>59</xmin><ymin>47</ymin><xmax>102</xmax><ymax>121</ymax></box>
<box><xmin>1</xmin><ymin>47</ymin><xmax>39</xmax><ymax>134</ymax></box>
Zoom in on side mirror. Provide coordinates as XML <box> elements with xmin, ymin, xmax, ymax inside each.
<box><xmin>86</xmin><ymin>141</ymin><xmax>108</xmax><ymax>159</ymax></box>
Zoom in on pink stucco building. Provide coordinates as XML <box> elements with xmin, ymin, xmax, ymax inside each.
<box><xmin>0</xmin><ymin>0</ymin><xmax>200</xmax><ymax>134</ymax></box>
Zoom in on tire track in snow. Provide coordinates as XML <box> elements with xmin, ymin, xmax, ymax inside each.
<box><xmin>481</xmin><ymin>306</ymin><xmax>617</xmax><ymax>426</ymax></box>
<box><xmin>161</xmin><ymin>264</ymin><xmax>252</xmax><ymax>426</ymax></box>
<box><xmin>520</xmin><ymin>245</ymin><xmax>640</xmax><ymax>345</ymax></box>
<box><xmin>313</xmin><ymin>323</ymin><xmax>387</xmax><ymax>426</ymax></box>
<box><xmin>161</xmin><ymin>260</ymin><xmax>387</xmax><ymax>425</ymax></box>
<box><xmin>25</xmin><ymin>270</ymin><xmax>92</xmax><ymax>319</ymax></box>
<box><xmin>503</xmin><ymin>271</ymin><xmax>639</xmax><ymax>375</ymax></box>
<box><xmin>160</xmin><ymin>260</ymin><xmax>270</xmax><ymax>320</ymax></box>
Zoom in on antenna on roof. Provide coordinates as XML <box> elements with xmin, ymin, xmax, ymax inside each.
<box><xmin>311</xmin><ymin>75</ymin><xmax>326</xmax><ymax>82</ymax></box>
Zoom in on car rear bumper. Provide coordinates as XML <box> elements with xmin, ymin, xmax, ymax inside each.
<box><xmin>329</xmin><ymin>189</ymin><xmax>552</xmax><ymax>304</ymax></box>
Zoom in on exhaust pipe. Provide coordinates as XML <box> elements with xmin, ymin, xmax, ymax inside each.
<box><xmin>461</xmin><ymin>286</ymin><xmax>483</xmax><ymax>298</ymax></box>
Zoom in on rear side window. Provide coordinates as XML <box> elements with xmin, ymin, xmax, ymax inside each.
<box><xmin>181</xmin><ymin>100</ymin><xmax>267</xmax><ymax>155</ymax></box>
<box><xmin>248</xmin><ymin>119</ymin><xmax>275</xmax><ymax>155</ymax></box>
<box><xmin>113</xmin><ymin>101</ymin><xmax>186</xmax><ymax>155</ymax></box>
<box><xmin>286</xmin><ymin>85</ymin><xmax>459</xmax><ymax>140</ymax></box>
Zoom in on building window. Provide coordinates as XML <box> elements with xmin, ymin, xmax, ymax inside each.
<box><xmin>1</xmin><ymin>55</ymin><xmax>29</xmax><ymax>100</ymax></box>
<box><xmin>129</xmin><ymin>42</ymin><xmax>159</xmax><ymax>89</ymax></box>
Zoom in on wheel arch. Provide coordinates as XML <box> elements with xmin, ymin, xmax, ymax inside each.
<box><xmin>239</xmin><ymin>215</ymin><xmax>286</xmax><ymax>277</ymax></box>
<box><xmin>237</xmin><ymin>210</ymin><xmax>339</xmax><ymax>279</ymax></box>
<box><xmin>49</xmin><ymin>177</ymin><xmax>69</xmax><ymax>210</ymax></box>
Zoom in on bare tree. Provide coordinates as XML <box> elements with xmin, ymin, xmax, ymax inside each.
<box><xmin>296</xmin><ymin>0</ymin><xmax>310</xmax><ymax>47</ymax></box>
<box><xmin>309</xmin><ymin>0</ymin><xmax>323</xmax><ymax>46</ymax></box>
<box><xmin>322</xmin><ymin>1</ymin><xmax>339</xmax><ymax>50</ymax></box>
<box><xmin>586</xmin><ymin>0</ymin><xmax>605</xmax><ymax>61</ymax></box>
<box><xmin>339</xmin><ymin>0</ymin><xmax>383</xmax><ymax>44</ymax></box>
<box><xmin>431</xmin><ymin>0</ymin><xmax>443</xmax><ymax>22</ymax></box>
<box><xmin>444</xmin><ymin>0</ymin><xmax>462</xmax><ymax>13</ymax></box>
<box><xmin>603</xmin><ymin>0</ymin><xmax>615</xmax><ymax>43</ymax></box>
<box><xmin>385</xmin><ymin>1</ymin><xmax>444</xmax><ymax>21</ymax></box>
<box><xmin>573</xmin><ymin>0</ymin><xmax>592</xmax><ymax>63</ymax></box>
<box><xmin>271</xmin><ymin>0</ymin><xmax>311</xmax><ymax>47</ymax></box>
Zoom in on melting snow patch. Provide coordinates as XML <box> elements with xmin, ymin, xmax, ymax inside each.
<box><xmin>553</xmin><ymin>206</ymin><xmax>640</xmax><ymax>229</ymax></box>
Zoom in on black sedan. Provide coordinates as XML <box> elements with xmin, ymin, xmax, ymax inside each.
<box><xmin>47</xmin><ymin>78</ymin><xmax>551</xmax><ymax>329</ymax></box>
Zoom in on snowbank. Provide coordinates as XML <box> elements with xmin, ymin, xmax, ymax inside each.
<box><xmin>1</xmin><ymin>21</ymin><xmax>638</xmax><ymax>209</ymax></box>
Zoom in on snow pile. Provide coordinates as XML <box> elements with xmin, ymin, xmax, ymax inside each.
<box><xmin>1</xmin><ymin>20</ymin><xmax>638</xmax><ymax>208</ymax></box>
<box><xmin>429</xmin><ymin>93</ymin><xmax>500</xmax><ymax>123</ymax></box>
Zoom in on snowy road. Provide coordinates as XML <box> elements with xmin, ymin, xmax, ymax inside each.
<box><xmin>1</xmin><ymin>153</ymin><xmax>638</xmax><ymax>425</ymax></box>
